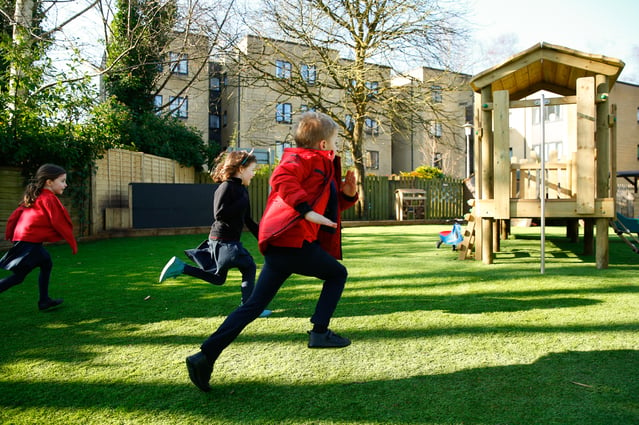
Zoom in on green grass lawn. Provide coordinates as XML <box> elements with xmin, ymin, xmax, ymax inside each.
<box><xmin>0</xmin><ymin>224</ymin><xmax>638</xmax><ymax>425</ymax></box>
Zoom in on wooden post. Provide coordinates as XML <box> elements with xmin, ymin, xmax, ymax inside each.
<box><xmin>481</xmin><ymin>86</ymin><xmax>494</xmax><ymax>264</ymax></box>
<box><xmin>610</xmin><ymin>103</ymin><xmax>617</xmax><ymax>201</ymax></box>
<box><xmin>473</xmin><ymin>92</ymin><xmax>483</xmax><ymax>261</ymax></box>
<box><xmin>583</xmin><ymin>219</ymin><xmax>594</xmax><ymax>256</ymax></box>
<box><xmin>576</xmin><ymin>77</ymin><xmax>596</xmax><ymax>214</ymax></box>
<box><xmin>595</xmin><ymin>75</ymin><xmax>610</xmax><ymax>269</ymax></box>
<box><xmin>493</xmin><ymin>90</ymin><xmax>510</xmax><ymax>220</ymax></box>
<box><xmin>566</xmin><ymin>219</ymin><xmax>579</xmax><ymax>243</ymax></box>
<box><xmin>493</xmin><ymin>90</ymin><xmax>510</xmax><ymax>255</ymax></box>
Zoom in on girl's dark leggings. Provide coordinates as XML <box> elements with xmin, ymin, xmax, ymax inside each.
<box><xmin>0</xmin><ymin>247</ymin><xmax>53</xmax><ymax>302</ymax></box>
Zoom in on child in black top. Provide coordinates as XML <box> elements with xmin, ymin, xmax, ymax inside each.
<box><xmin>158</xmin><ymin>150</ymin><xmax>270</xmax><ymax>317</ymax></box>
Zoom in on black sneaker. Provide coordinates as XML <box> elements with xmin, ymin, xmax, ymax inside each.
<box><xmin>307</xmin><ymin>329</ymin><xmax>351</xmax><ymax>348</ymax></box>
<box><xmin>38</xmin><ymin>298</ymin><xmax>64</xmax><ymax>311</ymax></box>
<box><xmin>186</xmin><ymin>351</ymin><xmax>213</xmax><ymax>392</ymax></box>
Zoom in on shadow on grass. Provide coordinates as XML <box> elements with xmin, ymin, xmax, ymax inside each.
<box><xmin>0</xmin><ymin>349</ymin><xmax>637</xmax><ymax>425</ymax></box>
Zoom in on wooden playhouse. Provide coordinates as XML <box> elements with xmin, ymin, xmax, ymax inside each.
<box><xmin>465</xmin><ymin>42</ymin><xmax>625</xmax><ymax>269</ymax></box>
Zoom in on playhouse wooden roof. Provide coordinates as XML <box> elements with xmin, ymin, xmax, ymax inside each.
<box><xmin>470</xmin><ymin>42</ymin><xmax>625</xmax><ymax>100</ymax></box>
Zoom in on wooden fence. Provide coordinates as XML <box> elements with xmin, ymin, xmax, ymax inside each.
<box><xmin>0</xmin><ymin>151</ymin><xmax>464</xmax><ymax>249</ymax></box>
<box><xmin>93</xmin><ymin>149</ymin><xmax>198</xmax><ymax>233</ymax></box>
<box><xmin>246</xmin><ymin>174</ymin><xmax>464</xmax><ymax>221</ymax></box>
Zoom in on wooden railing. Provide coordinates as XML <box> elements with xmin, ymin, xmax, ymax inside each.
<box><xmin>510</xmin><ymin>160</ymin><xmax>574</xmax><ymax>200</ymax></box>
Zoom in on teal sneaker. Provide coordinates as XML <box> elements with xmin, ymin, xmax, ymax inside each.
<box><xmin>259</xmin><ymin>309</ymin><xmax>272</xmax><ymax>318</ymax></box>
<box><xmin>159</xmin><ymin>256</ymin><xmax>185</xmax><ymax>283</ymax></box>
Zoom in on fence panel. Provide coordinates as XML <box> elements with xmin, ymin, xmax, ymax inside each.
<box><xmin>425</xmin><ymin>177</ymin><xmax>464</xmax><ymax>218</ymax></box>
<box><xmin>252</xmin><ymin>174</ymin><xmax>463</xmax><ymax>222</ymax></box>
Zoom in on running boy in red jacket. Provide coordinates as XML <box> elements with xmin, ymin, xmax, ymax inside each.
<box><xmin>185</xmin><ymin>111</ymin><xmax>358</xmax><ymax>392</ymax></box>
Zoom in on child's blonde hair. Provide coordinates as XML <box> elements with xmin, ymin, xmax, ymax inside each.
<box><xmin>211</xmin><ymin>150</ymin><xmax>257</xmax><ymax>183</ymax></box>
<box><xmin>23</xmin><ymin>164</ymin><xmax>67</xmax><ymax>207</ymax></box>
<box><xmin>294</xmin><ymin>111</ymin><xmax>338</xmax><ymax>149</ymax></box>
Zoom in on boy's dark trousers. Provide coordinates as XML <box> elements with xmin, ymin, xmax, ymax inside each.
<box><xmin>200</xmin><ymin>240</ymin><xmax>347</xmax><ymax>361</ymax></box>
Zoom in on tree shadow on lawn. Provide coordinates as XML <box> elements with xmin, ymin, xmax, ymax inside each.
<box><xmin>0</xmin><ymin>349</ymin><xmax>637</xmax><ymax>425</ymax></box>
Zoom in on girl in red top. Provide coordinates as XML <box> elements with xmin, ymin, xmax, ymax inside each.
<box><xmin>0</xmin><ymin>164</ymin><xmax>77</xmax><ymax>311</ymax></box>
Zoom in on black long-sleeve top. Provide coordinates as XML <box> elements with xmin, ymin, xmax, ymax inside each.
<box><xmin>209</xmin><ymin>177</ymin><xmax>259</xmax><ymax>241</ymax></box>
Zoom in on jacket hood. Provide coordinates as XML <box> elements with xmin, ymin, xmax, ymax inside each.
<box><xmin>282</xmin><ymin>147</ymin><xmax>335</xmax><ymax>162</ymax></box>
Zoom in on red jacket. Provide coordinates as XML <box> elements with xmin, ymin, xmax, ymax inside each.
<box><xmin>5</xmin><ymin>189</ymin><xmax>77</xmax><ymax>254</ymax></box>
<box><xmin>258</xmin><ymin>147</ymin><xmax>357</xmax><ymax>259</ymax></box>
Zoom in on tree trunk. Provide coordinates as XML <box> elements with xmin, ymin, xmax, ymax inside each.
<box><xmin>352</xmin><ymin>120</ymin><xmax>366</xmax><ymax>218</ymax></box>
<box><xmin>9</xmin><ymin>0</ymin><xmax>35</xmax><ymax>107</ymax></box>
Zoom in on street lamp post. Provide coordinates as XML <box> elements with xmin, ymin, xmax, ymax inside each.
<box><xmin>462</xmin><ymin>122</ymin><xmax>473</xmax><ymax>178</ymax></box>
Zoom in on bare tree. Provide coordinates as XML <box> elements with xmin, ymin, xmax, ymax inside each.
<box><xmin>231</xmin><ymin>0</ymin><xmax>470</xmax><ymax>217</ymax></box>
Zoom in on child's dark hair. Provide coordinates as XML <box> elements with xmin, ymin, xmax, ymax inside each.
<box><xmin>211</xmin><ymin>150</ymin><xmax>257</xmax><ymax>183</ymax></box>
<box><xmin>294</xmin><ymin>111</ymin><xmax>338</xmax><ymax>148</ymax></box>
<box><xmin>23</xmin><ymin>164</ymin><xmax>67</xmax><ymax>207</ymax></box>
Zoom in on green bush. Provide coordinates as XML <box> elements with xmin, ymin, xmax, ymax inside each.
<box><xmin>400</xmin><ymin>165</ymin><xmax>444</xmax><ymax>179</ymax></box>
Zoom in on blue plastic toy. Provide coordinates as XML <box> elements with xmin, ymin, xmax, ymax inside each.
<box><xmin>437</xmin><ymin>220</ymin><xmax>464</xmax><ymax>251</ymax></box>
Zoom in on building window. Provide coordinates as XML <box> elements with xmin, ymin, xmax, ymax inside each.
<box><xmin>433</xmin><ymin>152</ymin><xmax>442</xmax><ymax>169</ymax></box>
<box><xmin>276</xmin><ymin>103</ymin><xmax>292</xmax><ymax>124</ymax></box>
<box><xmin>210</xmin><ymin>77</ymin><xmax>221</xmax><ymax>91</ymax></box>
<box><xmin>300</xmin><ymin>105</ymin><xmax>316</xmax><ymax>112</ymax></box>
<box><xmin>345</xmin><ymin>114</ymin><xmax>354</xmax><ymax>132</ymax></box>
<box><xmin>431</xmin><ymin>85</ymin><xmax>442</xmax><ymax>103</ymax></box>
<box><xmin>431</xmin><ymin>121</ymin><xmax>442</xmax><ymax>138</ymax></box>
<box><xmin>223</xmin><ymin>111</ymin><xmax>227</xmax><ymax>127</ymax></box>
<box><xmin>301</xmin><ymin>64</ymin><xmax>317</xmax><ymax>85</ymax></box>
<box><xmin>364</xmin><ymin>117</ymin><xmax>379</xmax><ymax>135</ymax></box>
<box><xmin>365</xmin><ymin>81</ymin><xmax>379</xmax><ymax>99</ymax></box>
<box><xmin>209</xmin><ymin>114</ymin><xmax>220</xmax><ymax>129</ymax></box>
<box><xmin>343</xmin><ymin>150</ymin><xmax>354</xmax><ymax>167</ymax></box>
<box><xmin>365</xmin><ymin>150</ymin><xmax>379</xmax><ymax>170</ymax></box>
<box><xmin>169</xmin><ymin>52</ymin><xmax>188</xmax><ymax>75</ymax></box>
<box><xmin>154</xmin><ymin>95</ymin><xmax>163</xmax><ymax>114</ymax></box>
<box><xmin>545</xmin><ymin>104</ymin><xmax>561</xmax><ymax>121</ymax></box>
<box><xmin>168</xmin><ymin>96</ymin><xmax>188</xmax><ymax>118</ymax></box>
<box><xmin>276</xmin><ymin>60</ymin><xmax>291</xmax><ymax>79</ymax></box>
<box><xmin>636</xmin><ymin>144</ymin><xmax>639</xmax><ymax>161</ymax></box>
<box><xmin>346</xmin><ymin>79</ymin><xmax>357</xmax><ymax>93</ymax></box>
<box><xmin>533</xmin><ymin>104</ymin><xmax>562</xmax><ymax>124</ymax></box>
<box><xmin>275</xmin><ymin>140</ymin><xmax>293</xmax><ymax>159</ymax></box>
<box><xmin>636</xmin><ymin>107</ymin><xmax>639</xmax><ymax>123</ymax></box>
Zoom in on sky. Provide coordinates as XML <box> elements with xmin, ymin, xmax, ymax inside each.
<box><xmin>50</xmin><ymin>0</ymin><xmax>639</xmax><ymax>86</ymax></box>
<box><xmin>465</xmin><ymin>0</ymin><xmax>639</xmax><ymax>84</ymax></box>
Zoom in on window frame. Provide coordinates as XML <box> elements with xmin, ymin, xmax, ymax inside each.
<box><xmin>275</xmin><ymin>60</ymin><xmax>292</xmax><ymax>79</ymax></box>
<box><xmin>168</xmin><ymin>96</ymin><xmax>188</xmax><ymax>118</ymax></box>
<box><xmin>301</xmin><ymin>64</ymin><xmax>317</xmax><ymax>85</ymax></box>
<box><xmin>364</xmin><ymin>117</ymin><xmax>379</xmax><ymax>135</ymax></box>
<box><xmin>433</xmin><ymin>152</ymin><xmax>443</xmax><ymax>169</ymax></box>
<box><xmin>431</xmin><ymin>121</ymin><xmax>442</xmax><ymax>138</ymax></box>
<box><xmin>365</xmin><ymin>150</ymin><xmax>380</xmax><ymax>170</ymax></box>
<box><xmin>169</xmin><ymin>52</ymin><xmax>188</xmax><ymax>75</ymax></box>
<box><xmin>431</xmin><ymin>85</ymin><xmax>442</xmax><ymax>103</ymax></box>
<box><xmin>276</xmin><ymin>103</ymin><xmax>293</xmax><ymax>124</ymax></box>
<box><xmin>153</xmin><ymin>95</ymin><xmax>163</xmax><ymax>114</ymax></box>
<box><xmin>365</xmin><ymin>81</ymin><xmax>379</xmax><ymax>99</ymax></box>
<box><xmin>209</xmin><ymin>114</ymin><xmax>220</xmax><ymax>129</ymax></box>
